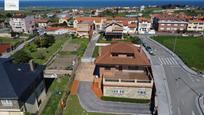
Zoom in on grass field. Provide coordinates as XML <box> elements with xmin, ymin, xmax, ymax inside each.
<box><xmin>63</xmin><ymin>96</ymin><xmax>116</xmax><ymax>115</ymax></box>
<box><xmin>41</xmin><ymin>76</ymin><xmax>69</xmax><ymax>115</ymax></box>
<box><xmin>152</xmin><ymin>36</ymin><xmax>204</xmax><ymax>71</ymax></box>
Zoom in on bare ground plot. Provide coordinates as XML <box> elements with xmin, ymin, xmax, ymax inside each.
<box><xmin>47</xmin><ymin>55</ymin><xmax>77</xmax><ymax>70</ymax></box>
<box><xmin>62</xmin><ymin>42</ymin><xmax>80</xmax><ymax>52</ymax></box>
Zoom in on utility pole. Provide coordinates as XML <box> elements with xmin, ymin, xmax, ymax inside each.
<box><xmin>173</xmin><ymin>35</ymin><xmax>177</xmax><ymax>53</ymax></box>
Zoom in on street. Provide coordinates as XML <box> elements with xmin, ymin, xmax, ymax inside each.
<box><xmin>139</xmin><ymin>35</ymin><xmax>204</xmax><ymax>115</ymax></box>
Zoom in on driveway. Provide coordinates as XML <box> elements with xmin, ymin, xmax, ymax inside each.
<box><xmin>77</xmin><ymin>81</ymin><xmax>152</xmax><ymax>115</ymax></box>
<box><xmin>81</xmin><ymin>33</ymin><xmax>100</xmax><ymax>62</ymax></box>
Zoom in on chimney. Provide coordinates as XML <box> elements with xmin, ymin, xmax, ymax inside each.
<box><xmin>29</xmin><ymin>60</ymin><xmax>34</xmax><ymax>71</ymax></box>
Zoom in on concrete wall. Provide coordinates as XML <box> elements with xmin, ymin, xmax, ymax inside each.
<box><xmin>24</xmin><ymin>81</ymin><xmax>46</xmax><ymax>113</ymax></box>
<box><xmin>0</xmin><ymin>111</ymin><xmax>24</xmax><ymax>115</ymax></box>
<box><xmin>103</xmin><ymin>86</ymin><xmax>152</xmax><ymax>99</ymax></box>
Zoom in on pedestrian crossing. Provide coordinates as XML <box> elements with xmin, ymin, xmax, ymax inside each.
<box><xmin>159</xmin><ymin>57</ymin><xmax>178</xmax><ymax>65</ymax></box>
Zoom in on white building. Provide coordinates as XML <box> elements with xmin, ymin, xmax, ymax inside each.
<box><xmin>9</xmin><ymin>14</ymin><xmax>35</xmax><ymax>34</ymax></box>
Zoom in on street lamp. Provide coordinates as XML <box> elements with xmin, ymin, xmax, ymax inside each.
<box><xmin>173</xmin><ymin>33</ymin><xmax>177</xmax><ymax>53</ymax></box>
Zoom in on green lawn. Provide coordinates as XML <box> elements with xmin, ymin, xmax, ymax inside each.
<box><xmin>41</xmin><ymin>76</ymin><xmax>69</xmax><ymax>115</ymax></box>
<box><xmin>0</xmin><ymin>37</ymin><xmax>23</xmax><ymax>47</ymax></box>
<box><xmin>63</xmin><ymin>96</ymin><xmax>116</xmax><ymax>115</ymax></box>
<box><xmin>92</xmin><ymin>46</ymin><xmax>99</xmax><ymax>57</ymax></box>
<box><xmin>101</xmin><ymin>96</ymin><xmax>150</xmax><ymax>103</ymax></box>
<box><xmin>152</xmin><ymin>36</ymin><xmax>204</xmax><ymax>71</ymax></box>
<box><xmin>69</xmin><ymin>37</ymin><xmax>89</xmax><ymax>57</ymax></box>
<box><xmin>30</xmin><ymin>36</ymin><xmax>68</xmax><ymax>64</ymax></box>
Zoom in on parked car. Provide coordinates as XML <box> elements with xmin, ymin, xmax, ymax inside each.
<box><xmin>146</xmin><ymin>46</ymin><xmax>154</xmax><ymax>55</ymax></box>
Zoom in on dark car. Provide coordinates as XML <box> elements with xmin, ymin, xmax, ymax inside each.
<box><xmin>146</xmin><ymin>46</ymin><xmax>154</xmax><ymax>55</ymax></box>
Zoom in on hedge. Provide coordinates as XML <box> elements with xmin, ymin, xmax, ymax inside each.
<box><xmin>101</xmin><ymin>96</ymin><xmax>150</xmax><ymax>103</ymax></box>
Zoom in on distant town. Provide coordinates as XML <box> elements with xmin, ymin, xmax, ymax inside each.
<box><xmin>0</xmin><ymin>3</ymin><xmax>204</xmax><ymax>115</ymax></box>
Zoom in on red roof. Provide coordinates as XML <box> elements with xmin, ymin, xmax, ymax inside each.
<box><xmin>46</xmin><ymin>27</ymin><xmax>76</xmax><ymax>31</ymax></box>
<box><xmin>34</xmin><ymin>19</ymin><xmax>48</xmax><ymax>23</ymax></box>
<box><xmin>95</xmin><ymin>42</ymin><xmax>150</xmax><ymax>66</ymax></box>
<box><xmin>0</xmin><ymin>44</ymin><xmax>11</xmax><ymax>54</ymax></box>
<box><xmin>75</xmin><ymin>17</ymin><xmax>102</xmax><ymax>23</ymax></box>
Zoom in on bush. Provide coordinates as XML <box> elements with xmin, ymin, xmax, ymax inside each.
<box><xmin>34</xmin><ymin>34</ymin><xmax>55</xmax><ymax>48</ymax></box>
<box><xmin>101</xmin><ymin>96</ymin><xmax>150</xmax><ymax>103</ymax></box>
<box><xmin>12</xmin><ymin>49</ymin><xmax>32</xmax><ymax>63</ymax></box>
<box><xmin>35</xmin><ymin>50</ymin><xmax>46</xmax><ymax>59</ymax></box>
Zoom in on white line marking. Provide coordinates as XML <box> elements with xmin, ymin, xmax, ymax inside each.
<box><xmin>166</xmin><ymin>58</ymin><xmax>172</xmax><ymax>65</ymax></box>
<box><xmin>172</xmin><ymin>58</ymin><xmax>178</xmax><ymax>65</ymax></box>
<box><xmin>192</xmin><ymin>110</ymin><xmax>195</xmax><ymax>115</ymax></box>
<box><xmin>178</xmin><ymin>107</ymin><xmax>181</xmax><ymax>115</ymax></box>
<box><xmin>159</xmin><ymin>58</ymin><xmax>163</xmax><ymax>65</ymax></box>
<box><xmin>169</xmin><ymin>58</ymin><xmax>176</xmax><ymax>65</ymax></box>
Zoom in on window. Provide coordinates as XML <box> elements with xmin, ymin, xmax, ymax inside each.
<box><xmin>161</xmin><ymin>24</ymin><xmax>165</xmax><ymax>26</ymax></box>
<box><xmin>105</xmin><ymin>67</ymin><xmax>111</xmax><ymax>70</ymax></box>
<box><xmin>180</xmin><ymin>24</ymin><xmax>184</xmax><ymax>26</ymax></box>
<box><xmin>174</xmin><ymin>24</ymin><xmax>178</xmax><ymax>26</ymax></box>
<box><xmin>121</xmin><ymin>79</ymin><xmax>135</xmax><ymax>83</ymax></box>
<box><xmin>1</xmin><ymin>100</ymin><xmax>13</xmax><ymax>106</ymax></box>
<box><xmin>105</xmin><ymin>79</ymin><xmax>119</xmax><ymax>82</ymax></box>
<box><xmin>167</xmin><ymin>24</ymin><xmax>171</xmax><ymax>26</ymax></box>
<box><xmin>137</xmin><ymin>88</ymin><xmax>146</xmax><ymax>96</ymax></box>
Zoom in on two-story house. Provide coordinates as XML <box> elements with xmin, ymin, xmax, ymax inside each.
<box><xmin>104</xmin><ymin>22</ymin><xmax>123</xmax><ymax>41</ymax></box>
<box><xmin>0</xmin><ymin>58</ymin><xmax>47</xmax><ymax>115</ymax></box>
<box><xmin>94</xmin><ymin>42</ymin><xmax>154</xmax><ymax>100</ymax></box>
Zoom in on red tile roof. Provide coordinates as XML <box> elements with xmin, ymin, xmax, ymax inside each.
<box><xmin>34</xmin><ymin>19</ymin><xmax>48</xmax><ymax>23</ymax></box>
<box><xmin>95</xmin><ymin>42</ymin><xmax>150</xmax><ymax>66</ymax></box>
<box><xmin>46</xmin><ymin>27</ymin><xmax>76</xmax><ymax>31</ymax></box>
<box><xmin>75</xmin><ymin>17</ymin><xmax>102</xmax><ymax>23</ymax></box>
<box><xmin>0</xmin><ymin>44</ymin><xmax>11</xmax><ymax>54</ymax></box>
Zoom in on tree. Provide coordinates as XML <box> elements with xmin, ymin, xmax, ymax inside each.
<box><xmin>35</xmin><ymin>50</ymin><xmax>46</xmax><ymax>59</ymax></box>
<box><xmin>12</xmin><ymin>49</ymin><xmax>32</xmax><ymax>64</ymax></box>
<box><xmin>34</xmin><ymin>34</ymin><xmax>55</xmax><ymax>48</ymax></box>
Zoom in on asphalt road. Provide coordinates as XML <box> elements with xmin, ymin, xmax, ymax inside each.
<box><xmin>77</xmin><ymin>81</ymin><xmax>152</xmax><ymax>115</ymax></box>
<box><xmin>139</xmin><ymin>35</ymin><xmax>204</xmax><ymax>115</ymax></box>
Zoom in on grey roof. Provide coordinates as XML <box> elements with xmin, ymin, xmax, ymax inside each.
<box><xmin>0</xmin><ymin>58</ymin><xmax>44</xmax><ymax>100</ymax></box>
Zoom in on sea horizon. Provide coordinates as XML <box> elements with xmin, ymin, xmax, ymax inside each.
<box><xmin>1</xmin><ymin>0</ymin><xmax>204</xmax><ymax>8</ymax></box>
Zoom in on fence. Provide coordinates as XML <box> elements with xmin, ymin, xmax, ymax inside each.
<box><xmin>54</xmin><ymin>58</ymin><xmax>81</xmax><ymax>115</ymax></box>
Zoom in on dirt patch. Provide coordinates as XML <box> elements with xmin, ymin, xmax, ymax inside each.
<box><xmin>62</xmin><ymin>42</ymin><xmax>80</xmax><ymax>52</ymax></box>
<box><xmin>47</xmin><ymin>55</ymin><xmax>77</xmax><ymax>70</ymax></box>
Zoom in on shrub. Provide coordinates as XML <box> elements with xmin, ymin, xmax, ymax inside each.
<box><xmin>12</xmin><ymin>49</ymin><xmax>32</xmax><ymax>63</ymax></box>
<box><xmin>101</xmin><ymin>96</ymin><xmax>150</xmax><ymax>103</ymax></box>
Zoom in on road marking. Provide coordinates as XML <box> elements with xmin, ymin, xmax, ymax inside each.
<box><xmin>192</xmin><ymin>110</ymin><xmax>195</xmax><ymax>115</ymax></box>
<box><xmin>159</xmin><ymin>57</ymin><xmax>178</xmax><ymax>65</ymax></box>
<box><xmin>178</xmin><ymin>107</ymin><xmax>181</xmax><ymax>115</ymax></box>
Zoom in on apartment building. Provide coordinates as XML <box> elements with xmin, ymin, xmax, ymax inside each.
<box><xmin>152</xmin><ymin>13</ymin><xmax>188</xmax><ymax>32</ymax></box>
<box><xmin>0</xmin><ymin>59</ymin><xmax>46</xmax><ymax>115</ymax></box>
<box><xmin>187</xmin><ymin>20</ymin><xmax>204</xmax><ymax>32</ymax></box>
<box><xmin>9</xmin><ymin>14</ymin><xmax>35</xmax><ymax>34</ymax></box>
<box><xmin>94</xmin><ymin>42</ymin><xmax>153</xmax><ymax>100</ymax></box>
<box><xmin>138</xmin><ymin>18</ymin><xmax>152</xmax><ymax>34</ymax></box>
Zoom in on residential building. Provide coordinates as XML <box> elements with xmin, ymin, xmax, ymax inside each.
<box><xmin>74</xmin><ymin>17</ymin><xmax>104</xmax><ymax>31</ymax></box>
<box><xmin>187</xmin><ymin>20</ymin><xmax>204</xmax><ymax>32</ymax></box>
<box><xmin>76</xmin><ymin>21</ymin><xmax>94</xmax><ymax>39</ymax></box>
<box><xmin>34</xmin><ymin>19</ymin><xmax>49</xmax><ymax>28</ymax></box>
<box><xmin>0</xmin><ymin>59</ymin><xmax>46</xmax><ymax>115</ymax></box>
<box><xmin>9</xmin><ymin>14</ymin><xmax>35</xmax><ymax>34</ymax></box>
<box><xmin>138</xmin><ymin>18</ymin><xmax>152</xmax><ymax>34</ymax></box>
<box><xmin>152</xmin><ymin>13</ymin><xmax>188</xmax><ymax>32</ymax></box>
<box><xmin>94</xmin><ymin>42</ymin><xmax>153</xmax><ymax>100</ymax></box>
<box><xmin>104</xmin><ymin>22</ymin><xmax>123</xmax><ymax>41</ymax></box>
